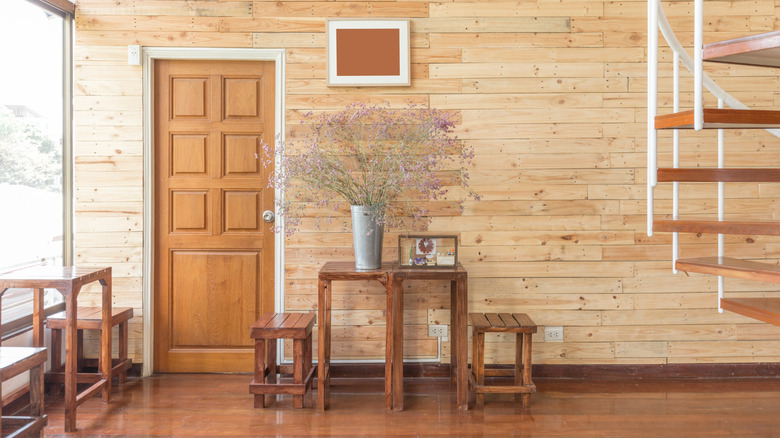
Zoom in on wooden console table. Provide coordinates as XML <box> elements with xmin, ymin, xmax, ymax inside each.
<box><xmin>316</xmin><ymin>262</ymin><xmax>469</xmax><ymax>411</ymax></box>
<box><xmin>0</xmin><ymin>266</ymin><xmax>113</xmax><ymax>432</ymax></box>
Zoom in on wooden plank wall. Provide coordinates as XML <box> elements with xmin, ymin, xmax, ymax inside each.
<box><xmin>73</xmin><ymin>0</ymin><xmax>780</xmax><ymax>366</ymax></box>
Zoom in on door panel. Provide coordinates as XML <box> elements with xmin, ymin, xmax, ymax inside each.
<box><xmin>223</xmin><ymin>191</ymin><xmax>261</xmax><ymax>232</ymax></box>
<box><xmin>170</xmin><ymin>251</ymin><xmax>259</xmax><ymax>347</ymax></box>
<box><xmin>171</xmin><ymin>134</ymin><xmax>208</xmax><ymax>175</ymax></box>
<box><xmin>154</xmin><ymin>59</ymin><xmax>275</xmax><ymax>372</ymax></box>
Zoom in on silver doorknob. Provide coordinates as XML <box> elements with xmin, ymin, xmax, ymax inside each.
<box><xmin>262</xmin><ymin>210</ymin><xmax>275</xmax><ymax>223</ymax></box>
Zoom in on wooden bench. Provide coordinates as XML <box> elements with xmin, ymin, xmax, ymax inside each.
<box><xmin>0</xmin><ymin>347</ymin><xmax>48</xmax><ymax>437</ymax></box>
<box><xmin>249</xmin><ymin>313</ymin><xmax>316</xmax><ymax>408</ymax></box>
<box><xmin>46</xmin><ymin>307</ymin><xmax>133</xmax><ymax>386</ymax></box>
<box><xmin>469</xmin><ymin>313</ymin><xmax>537</xmax><ymax>406</ymax></box>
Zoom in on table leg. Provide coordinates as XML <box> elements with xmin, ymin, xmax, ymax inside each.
<box><xmin>100</xmin><ymin>276</ymin><xmax>112</xmax><ymax>402</ymax></box>
<box><xmin>267</xmin><ymin>338</ymin><xmax>277</xmax><ymax>385</ymax></box>
<box><xmin>449</xmin><ymin>280</ymin><xmax>457</xmax><ymax>386</ymax></box>
<box><xmin>318</xmin><ymin>278</ymin><xmax>331</xmax><ymax>410</ymax></box>
<box><xmin>119</xmin><ymin>320</ymin><xmax>129</xmax><ymax>384</ymax></box>
<box><xmin>32</xmin><ymin>288</ymin><xmax>44</xmax><ymax>347</ymax></box>
<box><xmin>30</xmin><ymin>356</ymin><xmax>44</xmax><ymax>418</ymax></box>
<box><xmin>522</xmin><ymin>332</ymin><xmax>533</xmax><ymax>407</ymax></box>
<box><xmin>388</xmin><ymin>274</ymin><xmax>404</xmax><ymax>411</ymax></box>
<box><xmin>304</xmin><ymin>331</ymin><xmax>313</xmax><ymax>407</ymax></box>
<box><xmin>49</xmin><ymin>328</ymin><xmax>63</xmax><ymax>394</ymax></box>
<box><xmin>515</xmin><ymin>332</ymin><xmax>523</xmax><ymax>403</ymax></box>
<box><xmin>64</xmin><ymin>293</ymin><xmax>78</xmax><ymax>432</ymax></box>
<box><xmin>474</xmin><ymin>330</ymin><xmax>485</xmax><ymax>406</ymax></box>
<box><xmin>456</xmin><ymin>276</ymin><xmax>469</xmax><ymax>411</ymax></box>
<box><xmin>385</xmin><ymin>276</ymin><xmax>393</xmax><ymax>411</ymax></box>
<box><xmin>254</xmin><ymin>339</ymin><xmax>266</xmax><ymax>408</ymax></box>
<box><xmin>293</xmin><ymin>338</ymin><xmax>304</xmax><ymax>408</ymax></box>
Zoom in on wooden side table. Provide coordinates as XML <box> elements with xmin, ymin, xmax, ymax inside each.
<box><xmin>391</xmin><ymin>263</ymin><xmax>469</xmax><ymax>411</ymax></box>
<box><xmin>317</xmin><ymin>262</ymin><xmax>393</xmax><ymax>410</ymax></box>
<box><xmin>0</xmin><ymin>266</ymin><xmax>113</xmax><ymax>432</ymax></box>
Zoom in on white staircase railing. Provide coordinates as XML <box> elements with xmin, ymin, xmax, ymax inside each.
<box><xmin>647</xmin><ymin>0</ymin><xmax>780</xmax><ymax>311</ymax></box>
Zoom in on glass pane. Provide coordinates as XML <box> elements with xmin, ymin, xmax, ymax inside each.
<box><xmin>0</xmin><ymin>1</ymin><xmax>64</xmax><ymax>272</ymax></box>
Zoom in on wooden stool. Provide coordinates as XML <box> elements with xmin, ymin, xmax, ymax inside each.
<box><xmin>469</xmin><ymin>313</ymin><xmax>537</xmax><ymax>406</ymax></box>
<box><xmin>46</xmin><ymin>307</ymin><xmax>133</xmax><ymax>385</ymax></box>
<box><xmin>249</xmin><ymin>313</ymin><xmax>315</xmax><ymax>408</ymax></box>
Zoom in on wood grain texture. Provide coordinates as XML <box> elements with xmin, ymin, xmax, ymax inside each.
<box><xmin>676</xmin><ymin>257</ymin><xmax>780</xmax><ymax>284</ymax></box>
<box><xmin>654</xmin><ymin>219</ymin><xmax>780</xmax><ymax>236</ymax></box>
<box><xmin>0</xmin><ymin>266</ymin><xmax>112</xmax><ymax>432</ymax></box>
<box><xmin>34</xmin><ymin>373</ymin><xmax>780</xmax><ymax>437</ymax></box>
<box><xmin>152</xmin><ymin>59</ymin><xmax>276</xmax><ymax>373</ymax></box>
<box><xmin>655</xmin><ymin>109</ymin><xmax>780</xmax><ymax>129</ymax></box>
<box><xmin>720</xmin><ymin>298</ymin><xmax>780</xmax><ymax>327</ymax></box>
<box><xmin>0</xmin><ymin>346</ymin><xmax>48</xmax><ymax>437</ymax></box>
<box><xmin>469</xmin><ymin>312</ymin><xmax>536</xmax><ymax>405</ymax></box>
<box><xmin>657</xmin><ymin>168</ymin><xmax>780</xmax><ymax>183</ymax></box>
<box><xmin>73</xmin><ymin>0</ymin><xmax>780</xmax><ymax>370</ymax></box>
<box><xmin>704</xmin><ymin>31</ymin><xmax>780</xmax><ymax>68</ymax></box>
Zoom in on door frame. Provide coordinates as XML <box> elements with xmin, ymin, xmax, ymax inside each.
<box><xmin>141</xmin><ymin>47</ymin><xmax>286</xmax><ymax>377</ymax></box>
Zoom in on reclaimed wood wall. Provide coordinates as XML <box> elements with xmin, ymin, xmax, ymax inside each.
<box><xmin>73</xmin><ymin>0</ymin><xmax>780</xmax><ymax>366</ymax></box>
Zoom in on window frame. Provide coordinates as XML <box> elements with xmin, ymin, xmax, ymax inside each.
<box><xmin>1</xmin><ymin>0</ymin><xmax>74</xmax><ymax>336</ymax></box>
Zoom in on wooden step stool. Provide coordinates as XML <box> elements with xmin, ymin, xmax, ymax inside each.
<box><xmin>249</xmin><ymin>313</ymin><xmax>316</xmax><ymax>408</ymax></box>
<box><xmin>469</xmin><ymin>313</ymin><xmax>537</xmax><ymax>406</ymax></box>
<box><xmin>46</xmin><ymin>307</ymin><xmax>133</xmax><ymax>385</ymax></box>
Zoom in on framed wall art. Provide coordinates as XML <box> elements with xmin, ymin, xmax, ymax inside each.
<box><xmin>326</xmin><ymin>19</ymin><xmax>411</xmax><ymax>87</ymax></box>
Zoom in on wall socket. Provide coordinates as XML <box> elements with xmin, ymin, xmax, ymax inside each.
<box><xmin>428</xmin><ymin>324</ymin><xmax>448</xmax><ymax>337</ymax></box>
<box><xmin>545</xmin><ymin>326</ymin><xmax>564</xmax><ymax>342</ymax></box>
<box><xmin>128</xmin><ymin>45</ymin><xmax>141</xmax><ymax>65</ymax></box>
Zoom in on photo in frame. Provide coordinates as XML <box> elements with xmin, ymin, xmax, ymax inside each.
<box><xmin>398</xmin><ymin>235</ymin><xmax>458</xmax><ymax>268</ymax></box>
<box><xmin>326</xmin><ymin>19</ymin><xmax>411</xmax><ymax>87</ymax></box>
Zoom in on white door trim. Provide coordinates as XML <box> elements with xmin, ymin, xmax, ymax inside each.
<box><xmin>141</xmin><ymin>47</ymin><xmax>286</xmax><ymax>377</ymax></box>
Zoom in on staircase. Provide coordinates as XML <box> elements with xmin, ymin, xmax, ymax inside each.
<box><xmin>648</xmin><ymin>19</ymin><xmax>780</xmax><ymax>326</ymax></box>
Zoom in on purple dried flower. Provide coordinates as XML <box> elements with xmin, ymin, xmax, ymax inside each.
<box><xmin>262</xmin><ymin>103</ymin><xmax>481</xmax><ymax>235</ymax></box>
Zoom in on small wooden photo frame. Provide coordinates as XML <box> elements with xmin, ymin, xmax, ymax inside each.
<box><xmin>326</xmin><ymin>19</ymin><xmax>411</xmax><ymax>87</ymax></box>
<box><xmin>398</xmin><ymin>235</ymin><xmax>458</xmax><ymax>269</ymax></box>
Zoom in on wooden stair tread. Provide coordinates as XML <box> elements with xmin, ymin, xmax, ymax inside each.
<box><xmin>720</xmin><ymin>298</ymin><xmax>780</xmax><ymax>327</ymax></box>
<box><xmin>657</xmin><ymin>168</ymin><xmax>780</xmax><ymax>182</ymax></box>
<box><xmin>703</xmin><ymin>31</ymin><xmax>780</xmax><ymax>68</ymax></box>
<box><xmin>654</xmin><ymin>219</ymin><xmax>780</xmax><ymax>236</ymax></box>
<box><xmin>655</xmin><ymin>109</ymin><xmax>780</xmax><ymax>129</ymax></box>
<box><xmin>676</xmin><ymin>257</ymin><xmax>780</xmax><ymax>284</ymax></box>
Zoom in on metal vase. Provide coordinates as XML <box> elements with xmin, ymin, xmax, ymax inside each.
<box><xmin>351</xmin><ymin>205</ymin><xmax>384</xmax><ymax>270</ymax></box>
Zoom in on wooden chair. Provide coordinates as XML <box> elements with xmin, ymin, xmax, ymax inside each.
<box><xmin>46</xmin><ymin>307</ymin><xmax>133</xmax><ymax>386</ymax></box>
<box><xmin>249</xmin><ymin>313</ymin><xmax>316</xmax><ymax>408</ymax></box>
<box><xmin>469</xmin><ymin>313</ymin><xmax>537</xmax><ymax>406</ymax></box>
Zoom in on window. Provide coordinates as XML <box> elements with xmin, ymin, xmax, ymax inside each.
<box><xmin>0</xmin><ymin>0</ymin><xmax>72</xmax><ymax>326</ymax></box>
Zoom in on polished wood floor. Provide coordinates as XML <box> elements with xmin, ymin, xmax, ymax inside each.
<box><xmin>39</xmin><ymin>374</ymin><xmax>780</xmax><ymax>437</ymax></box>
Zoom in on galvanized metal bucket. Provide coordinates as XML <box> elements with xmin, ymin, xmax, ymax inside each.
<box><xmin>351</xmin><ymin>205</ymin><xmax>384</xmax><ymax>270</ymax></box>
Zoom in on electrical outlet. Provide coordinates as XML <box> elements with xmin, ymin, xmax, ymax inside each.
<box><xmin>128</xmin><ymin>45</ymin><xmax>141</xmax><ymax>65</ymax></box>
<box><xmin>545</xmin><ymin>326</ymin><xmax>564</xmax><ymax>342</ymax></box>
<box><xmin>428</xmin><ymin>324</ymin><xmax>448</xmax><ymax>337</ymax></box>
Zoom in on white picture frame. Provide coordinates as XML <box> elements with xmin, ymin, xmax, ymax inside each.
<box><xmin>326</xmin><ymin>19</ymin><xmax>411</xmax><ymax>87</ymax></box>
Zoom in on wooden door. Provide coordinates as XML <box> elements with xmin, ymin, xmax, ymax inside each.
<box><xmin>153</xmin><ymin>60</ymin><xmax>275</xmax><ymax>372</ymax></box>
